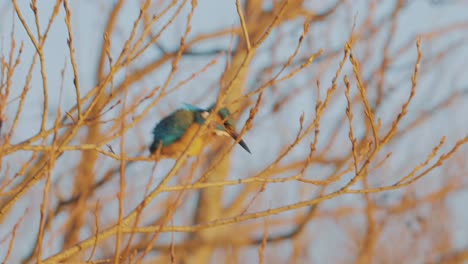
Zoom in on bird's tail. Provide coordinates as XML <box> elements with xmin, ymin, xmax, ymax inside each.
<box><xmin>149</xmin><ymin>141</ymin><xmax>161</xmax><ymax>154</ymax></box>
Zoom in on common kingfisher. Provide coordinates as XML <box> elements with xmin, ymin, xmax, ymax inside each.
<box><xmin>149</xmin><ymin>104</ymin><xmax>251</xmax><ymax>158</ymax></box>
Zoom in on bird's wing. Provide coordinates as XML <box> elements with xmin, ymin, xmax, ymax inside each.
<box><xmin>152</xmin><ymin>110</ymin><xmax>193</xmax><ymax>147</ymax></box>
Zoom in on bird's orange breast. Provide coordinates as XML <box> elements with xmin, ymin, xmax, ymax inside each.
<box><xmin>159</xmin><ymin>123</ymin><xmax>205</xmax><ymax>158</ymax></box>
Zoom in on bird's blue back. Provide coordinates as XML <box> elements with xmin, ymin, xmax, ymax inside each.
<box><xmin>151</xmin><ymin>109</ymin><xmax>196</xmax><ymax>148</ymax></box>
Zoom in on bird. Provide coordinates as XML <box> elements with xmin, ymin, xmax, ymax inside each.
<box><xmin>149</xmin><ymin>104</ymin><xmax>251</xmax><ymax>158</ymax></box>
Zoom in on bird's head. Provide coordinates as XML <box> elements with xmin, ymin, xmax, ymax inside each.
<box><xmin>184</xmin><ymin>103</ymin><xmax>251</xmax><ymax>154</ymax></box>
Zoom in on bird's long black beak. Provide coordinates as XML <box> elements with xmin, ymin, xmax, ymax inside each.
<box><xmin>224</xmin><ymin>125</ymin><xmax>251</xmax><ymax>154</ymax></box>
